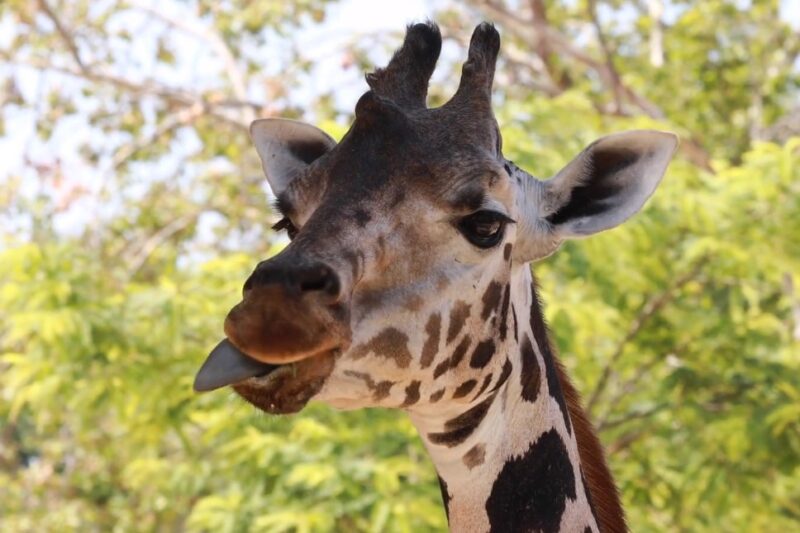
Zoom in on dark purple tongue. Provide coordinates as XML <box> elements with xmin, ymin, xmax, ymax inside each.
<box><xmin>193</xmin><ymin>339</ymin><xmax>276</xmax><ymax>392</ymax></box>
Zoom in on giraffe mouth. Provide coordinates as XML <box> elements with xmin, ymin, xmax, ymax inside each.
<box><xmin>192</xmin><ymin>282</ymin><xmax>347</xmax><ymax>409</ymax></box>
<box><xmin>193</xmin><ymin>339</ymin><xmax>338</xmax><ymax>414</ymax></box>
<box><xmin>193</xmin><ymin>339</ymin><xmax>279</xmax><ymax>392</ymax></box>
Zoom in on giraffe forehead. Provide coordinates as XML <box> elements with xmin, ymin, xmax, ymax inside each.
<box><xmin>293</xmin><ymin>161</ymin><xmax>511</xmax><ymax>231</ymax></box>
<box><xmin>288</xmin><ymin>111</ymin><xmax>507</xmax><ymax>216</ymax></box>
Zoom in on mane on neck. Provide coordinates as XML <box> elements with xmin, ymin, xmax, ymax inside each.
<box><xmin>530</xmin><ymin>276</ymin><xmax>627</xmax><ymax>533</ymax></box>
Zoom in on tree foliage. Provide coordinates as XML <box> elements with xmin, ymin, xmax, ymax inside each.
<box><xmin>1</xmin><ymin>1</ymin><xmax>798</xmax><ymax>531</ymax></box>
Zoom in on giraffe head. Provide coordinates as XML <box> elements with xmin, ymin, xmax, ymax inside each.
<box><xmin>194</xmin><ymin>22</ymin><xmax>677</xmax><ymax>416</ymax></box>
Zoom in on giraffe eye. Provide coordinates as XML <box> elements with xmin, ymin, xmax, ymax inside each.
<box><xmin>272</xmin><ymin>217</ymin><xmax>299</xmax><ymax>240</ymax></box>
<box><xmin>457</xmin><ymin>210</ymin><xmax>513</xmax><ymax>249</ymax></box>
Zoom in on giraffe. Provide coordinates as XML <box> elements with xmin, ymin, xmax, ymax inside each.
<box><xmin>193</xmin><ymin>22</ymin><xmax>677</xmax><ymax>533</ymax></box>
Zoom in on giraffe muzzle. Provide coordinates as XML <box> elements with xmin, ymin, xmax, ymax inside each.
<box><xmin>193</xmin><ymin>255</ymin><xmax>351</xmax><ymax>394</ymax></box>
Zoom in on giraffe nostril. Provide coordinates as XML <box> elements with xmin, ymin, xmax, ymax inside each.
<box><xmin>243</xmin><ymin>260</ymin><xmax>341</xmax><ymax>300</ymax></box>
<box><xmin>296</xmin><ymin>264</ymin><xmax>340</xmax><ymax>297</ymax></box>
<box><xmin>299</xmin><ymin>276</ymin><xmax>328</xmax><ymax>291</ymax></box>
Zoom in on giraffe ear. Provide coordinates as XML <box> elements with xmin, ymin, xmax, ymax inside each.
<box><xmin>515</xmin><ymin>130</ymin><xmax>678</xmax><ymax>262</ymax></box>
<box><xmin>250</xmin><ymin>118</ymin><xmax>337</xmax><ymax>196</ymax></box>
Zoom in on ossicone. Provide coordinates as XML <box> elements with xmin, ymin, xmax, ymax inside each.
<box><xmin>447</xmin><ymin>22</ymin><xmax>501</xmax><ymax>109</ymax></box>
<box><xmin>365</xmin><ymin>21</ymin><xmax>442</xmax><ymax>110</ymax></box>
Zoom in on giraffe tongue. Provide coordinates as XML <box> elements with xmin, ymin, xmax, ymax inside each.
<box><xmin>193</xmin><ymin>339</ymin><xmax>277</xmax><ymax>392</ymax></box>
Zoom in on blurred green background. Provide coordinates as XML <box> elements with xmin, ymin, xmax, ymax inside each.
<box><xmin>1</xmin><ymin>0</ymin><xmax>798</xmax><ymax>531</ymax></box>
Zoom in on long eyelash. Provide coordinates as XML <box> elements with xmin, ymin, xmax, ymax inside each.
<box><xmin>473</xmin><ymin>211</ymin><xmax>517</xmax><ymax>224</ymax></box>
<box><xmin>271</xmin><ymin>195</ymin><xmax>300</xmax><ymax>238</ymax></box>
<box><xmin>272</xmin><ymin>216</ymin><xmax>298</xmax><ymax>239</ymax></box>
<box><xmin>271</xmin><ymin>217</ymin><xmax>293</xmax><ymax>232</ymax></box>
<box><xmin>272</xmin><ymin>196</ymin><xmax>293</xmax><ymax>218</ymax></box>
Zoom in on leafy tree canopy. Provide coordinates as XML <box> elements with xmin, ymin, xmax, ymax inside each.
<box><xmin>1</xmin><ymin>1</ymin><xmax>798</xmax><ymax>531</ymax></box>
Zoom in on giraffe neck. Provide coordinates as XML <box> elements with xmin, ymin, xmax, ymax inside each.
<box><xmin>409</xmin><ymin>268</ymin><xmax>618</xmax><ymax>532</ymax></box>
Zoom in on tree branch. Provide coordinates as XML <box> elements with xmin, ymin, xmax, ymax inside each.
<box><xmin>586</xmin><ymin>257</ymin><xmax>708</xmax><ymax>414</ymax></box>
<box><xmin>129</xmin><ymin>2</ymin><xmax>249</xmax><ymax>106</ymax></box>
<box><xmin>783</xmin><ymin>273</ymin><xmax>800</xmax><ymax>342</ymax></box>
<box><xmin>112</xmin><ymin>102</ymin><xmax>205</xmax><ymax>170</ymax></box>
<box><xmin>36</xmin><ymin>0</ymin><xmax>87</xmax><ymax>73</ymax></box>
<box><xmin>4</xmin><ymin>55</ymin><xmax>192</xmax><ymax>103</ymax></box>
<box><xmin>595</xmin><ymin>352</ymin><xmax>664</xmax><ymax>427</ymax></box>
<box><xmin>475</xmin><ymin>0</ymin><xmax>715</xmax><ymax>172</ymax></box>
<box><xmin>598</xmin><ymin>403</ymin><xmax>668</xmax><ymax>432</ymax></box>
<box><xmin>527</xmin><ymin>0</ymin><xmax>567</xmax><ymax>91</ymax></box>
<box><xmin>607</xmin><ymin>428</ymin><xmax>647</xmax><ymax>455</ymax></box>
<box><xmin>441</xmin><ymin>28</ymin><xmax>561</xmax><ymax>96</ymax></box>
<box><xmin>647</xmin><ymin>0</ymin><xmax>665</xmax><ymax>67</ymax></box>
<box><xmin>125</xmin><ymin>212</ymin><xmax>200</xmax><ymax>277</ymax></box>
<box><xmin>587</xmin><ymin>0</ymin><xmax>624</xmax><ymax>113</ymax></box>
<box><xmin>2</xmin><ymin>56</ymin><xmax>262</xmax><ymax>124</ymax></box>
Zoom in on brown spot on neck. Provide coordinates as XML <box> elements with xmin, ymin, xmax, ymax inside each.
<box><xmin>400</xmin><ymin>380</ymin><xmax>421</xmax><ymax>407</ymax></box>
<box><xmin>490</xmin><ymin>358</ymin><xmax>513</xmax><ymax>394</ymax></box>
<box><xmin>344</xmin><ymin>370</ymin><xmax>394</xmax><ymax>401</ymax></box>
<box><xmin>434</xmin><ymin>336</ymin><xmax>471</xmax><ymax>379</ymax></box>
<box><xmin>469</xmin><ymin>339</ymin><xmax>496</xmax><ymax>368</ymax></box>
<box><xmin>498</xmin><ymin>283</ymin><xmax>511</xmax><ymax>341</ymax></box>
<box><xmin>485</xmin><ymin>428</ymin><xmax>576</xmax><ymax>532</ymax></box>
<box><xmin>452</xmin><ymin>379</ymin><xmax>478</xmax><ymax>399</ymax></box>
<box><xmin>351</xmin><ymin>327</ymin><xmax>413</xmax><ymax>368</ymax></box>
<box><xmin>427</xmin><ymin>391</ymin><xmax>497</xmax><ymax>447</ymax></box>
<box><xmin>511</xmin><ymin>304</ymin><xmax>519</xmax><ymax>343</ymax></box>
<box><xmin>474</xmin><ymin>372</ymin><xmax>493</xmax><ymax>399</ymax></box>
<box><xmin>519</xmin><ymin>335</ymin><xmax>541</xmax><ymax>403</ymax></box>
<box><xmin>462</xmin><ymin>443</ymin><xmax>486</xmax><ymax>469</ymax></box>
<box><xmin>420</xmin><ymin>312</ymin><xmax>441</xmax><ymax>368</ymax></box>
<box><xmin>481</xmin><ymin>281</ymin><xmax>503</xmax><ymax>320</ymax></box>
<box><xmin>430</xmin><ymin>388</ymin><xmax>445</xmax><ymax>403</ymax></box>
<box><xmin>446</xmin><ymin>301</ymin><xmax>470</xmax><ymax>344</ymax></box>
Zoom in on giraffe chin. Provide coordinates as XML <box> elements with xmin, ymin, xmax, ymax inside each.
<box><xmin>193</xmin><ymin>336</ymin><xmax>339</xmax><ymax>414</ymax></box>
<box><xmin>231</xmin><ymin>348</ymin><xmax>337</xmax><ymax>414</ymax></box>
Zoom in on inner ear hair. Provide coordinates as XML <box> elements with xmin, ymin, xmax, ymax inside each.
<box><xmin>545</xmin><ymin>145</ymin><xmax>642</xmax><ymax>226</ymax></box>
<box><xmin>249</xmin><ymin>118</ymin><xmax>337</xmax><ymax>197</ymax></box>
<box><xmin>541</xmin><ymin>130</ymin><xmax>678</xmax><ymax>238</ymax></box>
